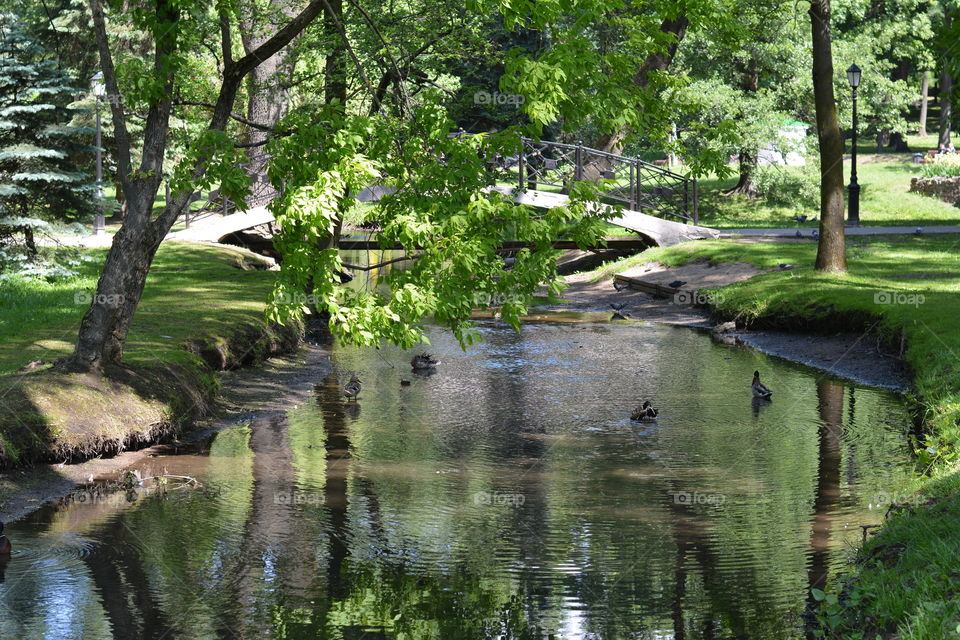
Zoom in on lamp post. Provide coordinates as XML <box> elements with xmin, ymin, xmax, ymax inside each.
<box><xmin>846</xmin><ymin>64</ymin><xmax>861</xmax><ymax>226</ymax></box>
<box><xmin>91</xmin><ymin>72</ymin><xmax>106</xmax><ymax>235</ymax></box>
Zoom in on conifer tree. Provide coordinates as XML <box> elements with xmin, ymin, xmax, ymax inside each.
<box><xmin>0</xmin><ymin>13</ymin><xmax>93</xmax><ymax>224</ymax></box>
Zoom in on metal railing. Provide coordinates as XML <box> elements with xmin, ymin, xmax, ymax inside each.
<box><xmin>459</xmin><ymin>133</ymin><xmax>698</xmax><ymax>224</ymax></box>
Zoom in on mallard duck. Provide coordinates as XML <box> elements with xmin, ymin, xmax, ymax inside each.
<box><xmin>752</xmin><ymin>370</ymin><xmax>772</xmax><ymax>398</ymax></box>
<box><xmin>0</xmin><ymin>522</ymin><xmax>11</xmax><ymax>556</ymax></box>
<box><xmin>411</xmin><ymin>353</ymin><xmax>440</xmax><ymax>370</ymax></box>
<box><xmin>343</xmin><ymin>374</ymin><xmax>362</xmax><ymax>401</ymax></box>
<box><xmin>631</xmin><ymin>400</ymin><xmax>658</xmax><ymax>422</ymax></box>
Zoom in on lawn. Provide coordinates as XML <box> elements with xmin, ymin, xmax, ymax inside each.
<box><xmin>694</xmin><ymin>134</ymin><xmax>960</xmax><ymax>230</ymax></box>
<box><xmin>0</xmin><ymin>242</ymin><xmax>281</xmax><ymax>377</ymax></box>
<box><xmin>0</xmin><ymin>241</ymin><xmax>297</xmax><ymax>465</ymax></box>
<box><xmin>591</xmin><ymin>234</ymin><xmax>960</xmax><ymax>639</ymax></box>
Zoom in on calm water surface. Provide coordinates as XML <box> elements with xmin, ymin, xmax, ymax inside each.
<box><xmin>0</xmin><ymin>320</ymin><xmax>915</xmax><ymax>639</ymax></box>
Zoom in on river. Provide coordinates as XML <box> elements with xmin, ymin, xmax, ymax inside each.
<box><xmin>0</xmin><ymin>318</ymin><xmax>914</xmax><ymax>639</ymax></box>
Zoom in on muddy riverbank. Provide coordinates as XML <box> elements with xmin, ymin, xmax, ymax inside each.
<box><xmin>550</xmin><ymin>260</ymin><xmax>910</xmax><ymax>391</ymax></box>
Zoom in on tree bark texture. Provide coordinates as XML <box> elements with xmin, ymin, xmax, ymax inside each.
<box><xmin>809</xmin><ymin>0</ymin><xmax>847</xmax><ymax>272</ymax></box>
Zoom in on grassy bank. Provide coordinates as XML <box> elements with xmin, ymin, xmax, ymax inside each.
<box><xmin>0</xmin><ymin>242</ymin><xmax>301</xmax><ymax>467</ymax></box>
<box><xmin>593</xmin><ymin>234</ymin><xmax>960</xmax><ymax>638</ymax></box>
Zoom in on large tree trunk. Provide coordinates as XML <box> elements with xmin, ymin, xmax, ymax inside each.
<box><xmin>940</xmin><ymin>69</ymin><xmax>953</xmax><ymax>149</ymax></box>
<box><xmin>919</xmin><ymin>70</ymin><xmax>930</xmax><ymax>137</ymax></box>
<box><xmin>73</xmin><ymin>223</ymin><xmax>166</xmax><ymax>366</ymax></box>
<box><xmin>239</xmin><ymin>0</ymin><xmax>301</xmax><ymax>207</ymax></box>
<box><xmin>809</xmin><ymin>0</ymin><xmax>847</xmax><ymax>272</ymax></box>
<box><xmin>722</xmin><ymin>150</ymin><xmax>758</xmax><ymax>196</ymax></box>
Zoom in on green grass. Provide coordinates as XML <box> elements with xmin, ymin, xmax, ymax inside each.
<box><xmin>589</xmin><ymin>234</ymin><xmax>960</xmax><ymax>639</ymax></box>
<box><xmin>695</xmin><ymin>156</ymin><xmax>960</xmax><ymax>230</ymax></box>
<box><xmin>0</xmin><ymin>242</ymin><xmax>280</xmax><ymax>376</ymax></box>
<box><xmin>0</xmin><ymin>242</ymin><xmax>296</xmax><ymax>465</ymax></box>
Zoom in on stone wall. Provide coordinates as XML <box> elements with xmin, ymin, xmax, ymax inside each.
<box><xmin>909</xmin><ymin>176</ymin><xmax>960</xmax><ymax>204</ymax></box>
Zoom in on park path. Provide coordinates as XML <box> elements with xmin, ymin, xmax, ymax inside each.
<box><xmin>721</xmin><ymin>224</ymin><xmax>960</xmax><ymax>238</ymax></box>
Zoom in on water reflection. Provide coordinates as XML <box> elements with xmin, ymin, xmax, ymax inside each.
<box><xmin>0</xmin><ymin>321</ymin><xmax>914</xmax><ymax>639</ymax></box>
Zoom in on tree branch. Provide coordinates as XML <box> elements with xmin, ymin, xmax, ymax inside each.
<box><xmin>220</xmin><ymin>10</ymin><xmax>233</xmax><ymax>68</ymax></box>
<box><xmin>317</xmin><ymin>0</ymin><xmax>376</xmax><ymax>100</ymax></box>
<box><xmin>342</xmin><ymin>254</ymin><xmax>420</xmax><ymax>271</ymax></box>
<box><xmin>175</xmin><ymin>101</ymin><xmax>278</xmax><ymax>130</ymax></box>
<box><xmin>136</xmin><ymin>0</ymin><xmax>178</xmax><ymax>211</ymax></box>
<box><xmin>343</xmin><ymin>0</ymin><xmax>411</xmax><ymax>114</ymax></box>
<box><xmin>87</xmin><ymin>0</ymin><xmax>132</xmax><ymax>192</ymax></box>
<box><xmin>154</xmin><ymin>0</ymin><xmax>330</xmax><ymax>233</ymax></box>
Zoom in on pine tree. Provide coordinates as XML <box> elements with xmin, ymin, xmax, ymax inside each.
<box><xmin>0</xmin><ymin>13</ymin><xmax>94</xmax><ymax>224</ymax></box>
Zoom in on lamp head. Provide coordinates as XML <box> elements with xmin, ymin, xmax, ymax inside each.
<box><xmin>91</xmin><ymin>71</ymin><xmax>106</xmax><ymax>97</ymax></box>
<box><xmin>846</xmin><ymin>64</ymin><xmax>861</xmax><ymax>89</ymax></box>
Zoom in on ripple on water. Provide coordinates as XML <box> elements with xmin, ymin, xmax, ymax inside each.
<box><xmin>0</xmin><ymin>320</ymin><xmax>917</xmax><ymax>640</ymax></box>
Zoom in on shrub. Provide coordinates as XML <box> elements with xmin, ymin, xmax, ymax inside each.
<box><xmin>753</xmin><ymin>163</ymin><xmax>820</xmax><ymax>209</ymax></box>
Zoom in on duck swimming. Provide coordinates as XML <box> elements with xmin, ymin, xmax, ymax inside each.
<box><xmin>631</xmin><ymin>400</ymin><xmax>658</xmax><ymax>422</ymax></box>
<box><xmin>752</xmin><ymin>370</ymin><xmax>773</xmax><ymax>398</ymax></box>
<box><xmin>0</xmin><ymin>522</ymin><xmax>11</xmax><ymax>556</ymax></box>
<box><xmin>411</xmin><ymin>353</ymin><xmax>440</xmax><ymax>370</ymax></box>
<box><xmin>342</xmin><ymin>374</ymin><xmax>362</xmax><ymax>401</ymax></box>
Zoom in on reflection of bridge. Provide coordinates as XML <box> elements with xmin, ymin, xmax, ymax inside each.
<box><xmin>167</xmin><ymin>137</ymin><xmax>719</xmax><ymax>246</ymax></box>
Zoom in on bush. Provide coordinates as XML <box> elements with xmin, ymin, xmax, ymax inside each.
<box><xmin>921</xmin><ymin>154</ymin><xmax>960</xmax><ymax>178</ymax></box>
<box><xmin>753</xmin><ymin>163</ymin><xmax>820</xmax><ymax>209</ymax></box>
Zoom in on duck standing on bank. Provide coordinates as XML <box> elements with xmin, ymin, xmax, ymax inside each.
<box><xmin>411</xmin><ymin>353</ymin><xmax>440</xmax><ymax>371</ymax></box>
<box><xmin>342</xmin><ymin>374</ymin><xmax>362</xmax><ymax>401</ymax></box>
<box><xmin>752</xmin><ymin>371</ymin><xmax>773</xmax><ymax>399</ymax></box>
<box><xmin>0</xmin><ymin>522</ymin><xmax>11</xmax><ymax>556</ymax></box>
<box><xmin>631</xmin><ymin>400</ymin><xmax>659</xmax><ymax>422</ymax></box>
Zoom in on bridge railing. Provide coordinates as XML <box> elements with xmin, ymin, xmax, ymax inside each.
<box><xmin>462</xmin><ymin>133</ymin><xmax>698</xmax><ymax>224</ymax></box>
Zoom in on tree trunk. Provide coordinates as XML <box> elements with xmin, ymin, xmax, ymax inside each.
<box><xmin>239</xmin><ymin>0</ymin><xmax>301</xmax><ymax>208</ymax></box>
<box><xmin>722</xmin><ymin>64</ymin><xmax>760</xmax><ymax>196</ymax></box>
<box><xmin>722</xmin><ymin>150</ymin><xmax>758</xmax><ymax>196</ymax></box>
<box><xmin>68</xmin><ymin>0</ymin><xmax>329</xmax><ymax>371</ymax></box>
<box><xmin>72</xmin><ymin>221</ymin><xmax>166</xmax><ymax>367</ymax></box>
<box><xmin>324</xmin><ymin>0</ymin><xmax>347</xmax><ymax>105</ymax></box>
<box><xmin>940</xmin><ymin>69</ymin><xmax>953</xmax><ymax>149</ymax></box>
<box><xmin>809</xmin><ymin>0</ymin><xmax>847</xmax><ymax>272</ymax></box>
<box><xmin>919</xmin><ymin>70</ymin><xmax>929</xmax><ymax>137</ymax></box>
<box><xmin>886</xmin><ymin>60</ymin><xmax>911</xmax><ymax>152</ymax></box>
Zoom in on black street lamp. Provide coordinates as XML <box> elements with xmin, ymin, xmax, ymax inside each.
<box><xmin>91</xmin><ymin>72</ymin><xmax>106</xmax><ymax>236</ymax></box>
<box><xmin>846</xmin><ymin>64</ymin><xmax>861</xmax><ymax>226</ymax></box>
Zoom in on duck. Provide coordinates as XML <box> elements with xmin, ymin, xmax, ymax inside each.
<box><xmin>0</xmin><ymin>522</ymin><xmax>11</xmax><ymax>556</ymax></box>
<box><xmin>411</xmin><ymin>353</ymin><xmax>440</xmax><ymax>370</ymax></box>
<box><xmin>631</xmin><ymin>400</ymin><xmax>658</xmax><ymax>422</ymax></box>
<box><xmin>751</xmin><ymin>370</ymin><xmax>773</xmax><ymax>398</ymax></box>
<box><xmin>342</xmin><ymin>374</ymin><xmax>362</xmax><ymax>401</ymax></box>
